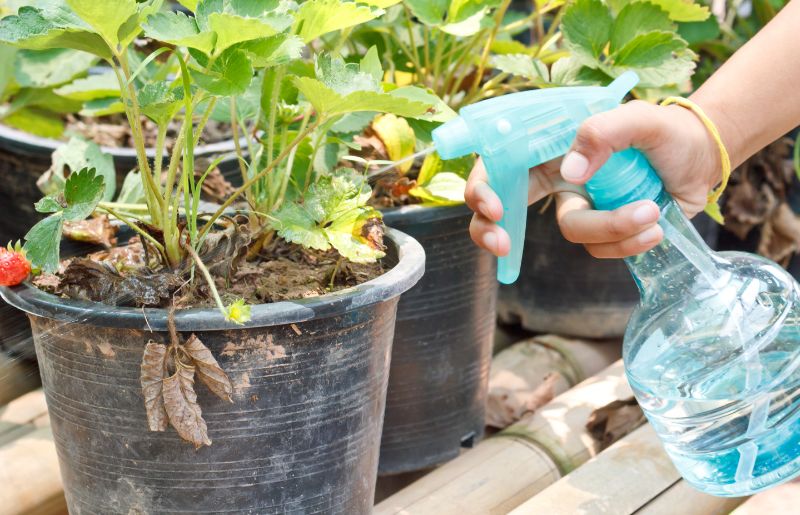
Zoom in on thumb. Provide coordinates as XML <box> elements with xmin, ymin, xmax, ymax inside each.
<box><xmin>560</xmin><ymin>100</ymin><xmax>664</xmax><ymax>185</ymax></box>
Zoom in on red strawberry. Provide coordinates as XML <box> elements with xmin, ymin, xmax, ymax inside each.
<box><xmin>0</xmin><ymin>242</ymin><xmax>31</xmax><ymax>287</ymax></box>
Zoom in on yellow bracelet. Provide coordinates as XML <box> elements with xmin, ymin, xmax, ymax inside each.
<box><xmin>660</xmin><ymin>96</ymin><xmax>730</xmax><ymax>225</ymax></box>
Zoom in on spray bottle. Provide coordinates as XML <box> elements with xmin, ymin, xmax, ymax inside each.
<box><xmin>432</xmin><ymin>71</ymin><xmax>800</xmax><ymax>496</ymax></box>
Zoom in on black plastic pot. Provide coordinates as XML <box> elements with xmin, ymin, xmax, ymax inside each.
<box><xmin>497</xmin><ymin>203</ymin><xmax>718</xmax><ymax>338</ymax></box>
<box><xmin>0</xmin><ymin>123</ymin><xmax>241</xmax><ymax>242</ymax></box>
<box><xmin>0</xmin><ymin>229</ymin><xmax>424</xmax><ymax>514</ymax></box>
<box><xmin>379</xmin><ymin>204</ymin><xmax>497</xmax><ymax>475</ymax></box>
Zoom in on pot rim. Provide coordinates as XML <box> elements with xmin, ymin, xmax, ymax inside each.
<box><xmin>381</xmin><ymin>202</ymin><xmax>471</xmax><ymax>226</ymax></box>
<box><xmin>0</xmin><ymin>228</ymin><xmax>425</xmax><ymax>331</ymax></box>
<box><xmin>0</xmin><ymin>122</ymin><xmax>243</xmax><ymax>160</ymax></box>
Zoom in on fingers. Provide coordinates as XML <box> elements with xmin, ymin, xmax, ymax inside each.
<box><xmin>560</xmin><ymin>101</ymin><xmax>665</xmax><ymax>184</ymax></box>
<box><xmin>469</xmin><ymin>213</ymin><xmax>511</xmax><ymax>257</ymax></box>
<box><xmin>556</xmin><ymin>193</ymin><xmax>664</xmax><ymax>258</ymax></box>
<box><xmin>465</xmin><ymin>158</ymin><xmax>503</xmax><ymax>222</ymax></box>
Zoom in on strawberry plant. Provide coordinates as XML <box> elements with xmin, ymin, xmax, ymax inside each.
<box><xmin>0</xmin><ymin>0</ymin><xmax>438</xmax><ymax>446</ymax></box>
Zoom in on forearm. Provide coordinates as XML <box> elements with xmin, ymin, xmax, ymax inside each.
<box><xmin>690</xmin><ymin>0</ymin><xmax>800</xmax><ymax>168</ymax></box>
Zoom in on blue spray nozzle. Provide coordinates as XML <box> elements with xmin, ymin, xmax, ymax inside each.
<box><xmin>432</xmin><ymin>71</ymin><xmax>664</xmax><ymax>284</ymax></box>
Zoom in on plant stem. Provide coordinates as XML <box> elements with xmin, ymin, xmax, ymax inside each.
<box><xmin>184</xmin><ymin>243</ymin><xmax>228</xmax><ymax>317</ymax></box>
<box><xmin>97</xmin><ymin>206</ymin><xmax>166</xmax><ymax>257</ymax></box>
<box><xmin>423</xmin><ymin>26</ymin><xmax>432</xmax><ymax>88</ymax></box>
<box><xmin>230</xmin><ymin>96</ymin><xmax>248</xmax><ymax>186</ymax></box>
<box><xmin>198</xmin><ymin>119</ymin><xmax>323</xmax><ymax>241</ymax></box>
<box><xmin>467</xmin><ymin>0</ymin><xmax>512</xmax><ymax>100</ymax></box>
<box><xmin>193</xmin><ymin>96</ymin><xmax>217</xmax><ymax>149</ymax></box>
<box><xmin>153</xmin><ymin>123</ymin><xmax>168</xmax><ymax>192</ymax></box>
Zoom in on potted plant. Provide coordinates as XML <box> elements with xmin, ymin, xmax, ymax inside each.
<box><xmin>489</xmin><ymin>0</ymin><xmax>718</xmax><ymax>338</ymax></box>
<box><xmin>333</xmin><ymin>0</ymin><xmax>538</xmax><ymax>474</ymax></box>
<box><xmin>0</xmin><ymin>0</ymin><xmax>441</xmax><ymax>511</ymax></box>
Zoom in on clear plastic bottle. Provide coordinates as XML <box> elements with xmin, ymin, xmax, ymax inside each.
<box><xmin>624</xmin><ymin>190</ymin><xmax>800</xmax><ymax>497</ymax></box>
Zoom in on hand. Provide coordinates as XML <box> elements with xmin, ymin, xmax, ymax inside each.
<box><xmin>465</xmin><ymin>100</ymin><xmax>721</xmax><ymax>259</ymax></box>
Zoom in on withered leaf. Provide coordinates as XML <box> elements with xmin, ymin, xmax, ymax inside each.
<box><xmin>58</xmin><ymin>258</ymin><xmax>183</xmax><ymax>307</ymax></box>
<box><xmin>195</xmin><ymin>163</ymin><xmax>235</xmax><ymax>203</ymax></box>
<box><xmin>759</xmin><ymin>202</ymin><xmax>800</xmax><ymax>264</ymax></box>
<box><xmin>199</xmin><ymin>219</ymin><xmax>252</xmax><ymax>279</ymax></box>
<box><xmin>360</xmin><ymin>217</ymin><xmax>385</xmax><ymax>251</ymax></box>
<box><xmin>140</xmin><ymin>341</ymin><xmax>169</xmax><ymax>432</ymax></box>
<box><xmin>162</xmin><ymin>363</ymin><xmax>212</xmax><ymax>448</ymax></box>
<box><xmin>183</xmin><ymin>334</ymin><xmax>233</xmax><ymax>403</ymax></box>
<box><xmin>585</xmin><ymin>397</ymin><xmax>646</xmax><ymax>451</ymax></box>
<box><xmin>62</xmin><ymin>215</ymin><xmax>118</xmax><ymax>248</ymax></box>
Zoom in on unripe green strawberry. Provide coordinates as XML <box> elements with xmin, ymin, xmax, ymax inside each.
<box><xmin>0</xmin><ymin>242</ymin><xmax>31</xmax><ymax>287</ymax></box>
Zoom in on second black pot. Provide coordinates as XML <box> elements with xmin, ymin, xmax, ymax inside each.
<box><xmin>380</xmin><ymin>204</ymin><xmax>497</xmax><ymax>475</ymax></box>
<box><xmin>497</xmin><ymin>202</ymin><xmax>719</xmax><ymax>338</ymax></box>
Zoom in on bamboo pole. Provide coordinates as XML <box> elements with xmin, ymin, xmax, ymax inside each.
<box><xmin>0</xmin><ymin>389</ymin><xmax>49</xmax><ymax>446</ymax></box>
<box><xmin>510</xmin><ymin>425</ymin><xmax>746</xmax><ymax>515</ymax></box>
<box><xmin>638</xmin><ymin>479</ymin><xmax>746</xmax><ymax>515</ymax></box>
<box><xmin>487</xmin><ymin>336</ymin><xmax>621</xmax><ymax>428</ymax></box>
<box><xmin>0</xmin><ymin>426</ymin><xmax>65</xmax><ymax>515</ymax></box>
<box><xmin>375</xmin><ymin>360</ymin><xmax>638</xmax><ymax>515</ymax></box>
<box><xmin>731</xmin><ymin>478</ymin><xmax>799</xmax><ymax>514</ymax></box>
<box><xmin>0</xmin><ymin>353</ymin><xmax>40</xmax><ymax>406</ymax></box>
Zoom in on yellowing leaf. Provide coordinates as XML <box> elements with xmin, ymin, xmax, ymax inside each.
<box><xmin>294</xmin><ymin>0</ymin><xmax>383</xmax><ymax>42</ymax></box>
<box><xmin>410</xmin><ymin>172</ymin><xmax>467</xmax><ymax>205</ymax></box>
<box><xmin>66</xmin><ymin>0</ymin><xmax>138</xmax><ymax>46</ymax></box>
<box><xmin>371</xmin><ymin>114</ymin><xmax>416</xmax><ymax>174</ymax></box>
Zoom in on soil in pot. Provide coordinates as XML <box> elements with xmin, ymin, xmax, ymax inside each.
<box><xmin>2</xmin><ymin>228</ymin><xmax>425</xmax><ymax>513</ymax></box>
<box><xmin>497</xmin><ymin>201</ymin><xmax>719</xmax><ymax>339</ymax></box>
<box><xmin>378</xmin><ymin>205</ymin><xmax>497</xmax><ymax>475</ymax></box>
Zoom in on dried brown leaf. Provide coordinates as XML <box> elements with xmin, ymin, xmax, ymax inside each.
<box><xmin>183</xmin><ymin>334</ymin><xmax>233</xmax><ymax>402</ymax></box>
<box><xmin>140</xmin><ymin>341</ymin><xmax>169</xmax><ymax>432</ymax></box>
<box><xmin>360</xmin><ymin>217</ymin><xmax>385</xmax><ymax>251</ymax></box>
<box><xmin>163</xmin><ymin>363</ymin><xmax>212</xmax><ymax>448</ymax></box>
<box><xmin>759</xmin><ymin>202</ymin><xmax>800</xmax><ymax>263</ymax></box>
<box><xmin>89</xmin><ymin>237</ymin><xmax>146</xmax><ymax>271</ymax></box>
<box><xmin>198</xmin><ymin>219</ymin><xmax>252</xmax><ymax>279</ymax></box>
<box><xmin>62</xmin><ymin>215</ymin><xmax>118</xmax><ymax>248</ymax></box>
<box><xmin>586</xmin><ymin>397</ymin><xmax>646</xmax><ymax>451</ymax></box>
<box><xmin>195</xmin><ymin>164</ymin><xmax>235</xmax><ymax>203</ymax></box>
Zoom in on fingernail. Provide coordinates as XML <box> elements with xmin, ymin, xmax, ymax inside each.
<box><xmin>483</xmin><ymin>231</ymin><xmax>498</xmax><ymax>252</ymax></box>
<box><xmin>561</xmin><ymin>152</ymin><xmax>589</xmax><ymax>180</ymax></box>
<box><xmin>632</xmin><ymin>204</ymin><xmax>658</xmax><ymax>225</ymax></box>
<box><xmin>637</xmin><ymin>226</ymin><xmax>662</xmax><ymax>245</ymax></box>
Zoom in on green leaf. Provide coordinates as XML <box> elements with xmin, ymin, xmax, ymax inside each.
<box><xmin>316</xmin><ymin>53</ymin><xmax>381</xmax><ymax>96</ymax></box>
<box><xmin>610</xmin><ymin>2</ymin><xmax>673</xmax><ymax>54</ymax></box>
<box><xmin>294</xmin><ymin>0</ymin><xmax>384</xmax><ymax>42</ymax></box>
<box><xmin>330</xmin><ymin>111</ymin><xmax>375</xmax><ymax>134</ymax></box>
<box><xmin>409</xmin><ymin>172</ymin><xmax>466</xmax><ymax>205</ymax></box>
<box><xmin>191</xmin><ymin>48</ymin><xmax>253</xmax><ymax>96</ymax></box>
<box><xmin>14</xmin><ymin>48</ymin><xmax>97</xmax><ymax>88</ymax></box>
<box><xmin>46</xmin><ymin>138</ymin><xmax>115</xmax><ymax>202</ymax></box>
<box><xmin>442</xmin><ymin>6</ymin><xmax>495</xmax><ymax>36</ymax></box>
<box><xmin>66</xmin><ymin>0</ymin><xmax>138</xmax><ymax>46</ymax></box>
<box><xmin>34</xmin><ymin>195</ymin><xmax>62</xmax><ymax>214</ymax></box>
<box><xmin>490</xmin><ymin>39</ymin><xmax>531</xmax><ymax>55</ymax></box>
<box><xmin>142</xmin><ymin>11</ymin><xmax>215</xmax><ymax>54</ymax></box>
<box><xmin>405</xmin><ymin>0</ymin><xmax>448</xmax><ymax>25</ymax></box>
<box><xmin>292</xmin><ymin>76</ymin><xmax>432</xmax><ymax>118</ymax></box>
<box><xmin>208</xmin><ymin>12</ymin><xmax>289</xmax><ymax>54</ymax></box>
<box><xmin>3</xmin><ymin>107</ymin><xmax>63</xmax><ymax>138</ymax></box>
<box><xmin>0</xmin><ymin>44</ymin><xmax>17</xmax><ymax>97</ymax></box>
<box><xmin>0</xmin><ymin>4</ymin><xmax>111</xmax><ymax>59</ymax></box>
<box><xmin>627</xmin><ymin>48</ymin><xmax>696</xmax><ymax>87</ymax></box>
<box><xmin>677</xmin><ymin>17</ymin><xmax>720</xmax><ymax>45</ymax></box>
<box><xmin>137</xmin><ymin>82</ymin><xmax>185</xmax><ymax>124</ymax></box>
<box><xmin>80</xmin><ymin>96</ymin><xmax>124</xmax><ymax>117</ymax></box>
<box><xmin>550</xmin><ymin>56</ymin><xmax>584</xmax><ymax>85</ymax></box>
<box><xmin>23</xmin><ymin>214</ymin><xmax>64</xmax><ymax>273</ymax></box>
<box><xmin>238</xmin><ymin>34</ymin><xmax>304</xmax><ymax>68</ymax></box>
<box><xmin>54</xmin><ymin>70</ymin><xmax>119</xmax><ymax>101</ymax></box>
<box><xmin>177</xmin><ymin>0</ymin><xmax>199</xmax><ymax>10</ymax></box>
<box><xmin>10</xmin><ymin>88</ymin><xmax>83</xmax><ymax>114</ymax></box>
<box><xmin>611</xmin><ymin>31</ymin><xmax>684</xmax><ymax>67</ymax></box>
<box><xmin>492</xmin><ymin>54</ymin><xmax>549</xmax><ymax>82</ymax></box>
<box><xmin>389</xmin><ymin>86</ymin><xmax>456</xmax><ymax>122</ymax></box>
<box><xmin>116</xmin><ymin>170</ymin><xmax>146</xmax><ymax>205</ymax></box>
<box><xmin>562</xmin><ymin>0</ymin><xmax>613</xmax><ymax>60</ymax></box>
<box><xmin>636</xmin><ymin>0</ymin><xmax>709</xmax><ymax>22</ymax></box>
<box><xmin>360</xmin><ymin>45</ymin><xmax>383</xmax><ymax>82</ymax></box>
<box><xmin>62</xmin><ymin>167</ymin><xmax>105</xmax><ymax>220</ymax></box>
